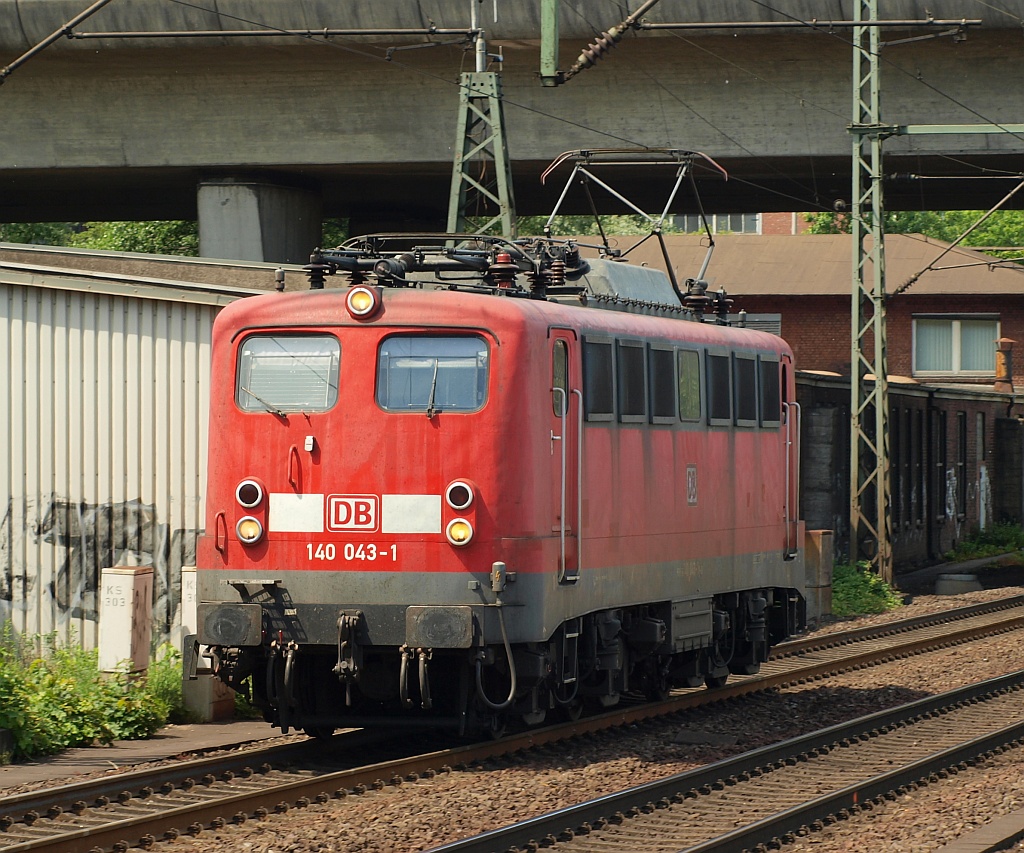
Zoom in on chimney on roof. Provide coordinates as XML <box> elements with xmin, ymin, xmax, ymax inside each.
<box><xmin>995</xmin><ymin>338</ymin><xmax>1015</xmax><ymax>393</ymax></box>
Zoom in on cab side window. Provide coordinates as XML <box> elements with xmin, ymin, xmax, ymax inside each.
<box><xmin>552</xmin><ymin>340</ymin><xmax>568</xmax><ymax>416</ymax></box>
<box><xmin>677</xmin><ymin>349</ymin><xmax>701</xmax><ymax>421</ymax></box>
<box><xmin>583</xmin><ymin>338</ymin><xmax>614</xmax><ymax>421</ymax></box>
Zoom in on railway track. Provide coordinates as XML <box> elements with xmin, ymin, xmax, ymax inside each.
<box><xmin>432</xmin><ymin>670</ymin><xmax>1024</xmax><ymax>852</ymax></box>
<box><xmin>2</xmin><ymin>594</ymin><xmax>1022</xmax><ymax>853</ymax></box>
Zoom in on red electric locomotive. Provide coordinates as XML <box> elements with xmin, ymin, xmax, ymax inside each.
<box><xmin>189</xmin><ymin>230</ymin><xmax>807</xmax><ymax>737</ymax></box>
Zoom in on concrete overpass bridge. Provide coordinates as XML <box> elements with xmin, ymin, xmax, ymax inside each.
<box><xmin>1</xmin><ymin>1</ymin><xmax>1022</xmax><ymax>261</ymax></box>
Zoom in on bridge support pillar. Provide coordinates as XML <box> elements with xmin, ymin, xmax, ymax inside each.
<box><xmin>197</xmin><ymin>178</ymin><xmax>321</xmax><ymax>264</ymax></box>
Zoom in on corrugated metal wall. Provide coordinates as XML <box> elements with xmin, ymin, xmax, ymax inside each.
<box><xmin>0</xmin><ymin>278</ymin><xmax>226</xmax><ymax>649</ymax></box>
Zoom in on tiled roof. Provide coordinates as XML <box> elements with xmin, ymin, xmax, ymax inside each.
<box><xmin>605</xmin><ymin>233</ymin><xmax>1024</xmax><ymax>296</ymax></box>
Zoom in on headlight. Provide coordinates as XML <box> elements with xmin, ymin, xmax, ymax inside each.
<box><xmin>445</xmin><ymin>480</ymin><xmax>474</xmax><ymax>511</ymax></box>
<box><xmin>235</xmin><ymin>479</ymin><xmax>264</xmax><ymax>508</ymax></box>
<box><xmin>236</xmin><ymin>516</ymin><xmax>264</xmax><ymax>545</ymax></box>
<box><xmin>346</xmin><ymin>286</ymin><xmax>381</xmax><ymax>319</ymax></box>
<box><xmin>446</xmin><ymin>518</ymin><xmax>474</xmax><ymax>547</ymax></box>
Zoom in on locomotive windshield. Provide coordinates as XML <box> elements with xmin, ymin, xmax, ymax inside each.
<box><xmin>236</xmin><ymin>334</ymin><xmax>340</xmax><ymax>412</ymax></box>
<box><xmin>377</xmin><ymin>335</ymin><xmax>488</xmax><ymax>413</ymax></box>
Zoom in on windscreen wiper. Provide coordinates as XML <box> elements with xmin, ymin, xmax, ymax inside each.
<box><xmin>240</xmin><ymin>387</ymin><xmax>287</xmax><ymax>418</ymax></box>
<box><xmin>425</xmin><ymin>360</ymin><xmax>440</xmax><ymax>419</ymax></box>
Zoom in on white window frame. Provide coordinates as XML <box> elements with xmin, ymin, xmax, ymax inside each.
<box><xmin>672</xmin><ymin>212</ymin><xmax>761</xmax><ymax>235</ymax></box>
<box><xmin>911</xmin><ymin>315</ymin><xmax>999</xmax><ymax>377</ymax></box>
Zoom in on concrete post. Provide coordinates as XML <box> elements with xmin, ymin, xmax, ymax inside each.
<box><xmin>180</xmin><ymin>566</ymin><xmax>235</xmax><ymax>721</ymax></box>
<box><xmin>98</xmin><ymin>566</ymin><xmax>154</xmax><ymax>673</ymax></box>
<box><xmin>198</xmin><ymin>178</ymin><xmax>322</xmax><ymax>264</ymax></box>
<box><xmin>803</xmin><ymin>529</ymin><xmax>834</xmax><ymax>624</ymax></box>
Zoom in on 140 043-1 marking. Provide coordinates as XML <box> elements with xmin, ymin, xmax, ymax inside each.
<box><xmin>307</xmin><ymin>542</ymin><xmax>398</xmax><ymax>562</ymax></box>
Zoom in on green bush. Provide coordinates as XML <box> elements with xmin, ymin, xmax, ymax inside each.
<box><xmin>0</xmin><ymin>630</ymin><xmax>189</xmax><ymax>761</ymax></box>
<box><xmin>831</xmin><ymin>561</ymin><xmax>903</xmax><ymax>617</ymax></box>
<box><xmin>945</xmin><ymin>522</ymin><xmax>1024</xmax><ymax>562</ymax></box>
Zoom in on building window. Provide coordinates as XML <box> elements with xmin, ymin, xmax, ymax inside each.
<box><xmin>913</xmin><ymin>316</ymin><xmax>999</xmax><ymax>375</ymax></box>
<box><xmin>672</xmin><ymin>213</ymin><xmax>760</xmax><ymax>234</ymax></box>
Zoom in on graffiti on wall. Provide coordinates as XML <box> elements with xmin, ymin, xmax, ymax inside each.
<box><xmin>979</xmin><ymin>464</ymin><xmax>991</xmax><ymax>530</ymax></box>
<box><xmin>945</xmin><ymin>469</ymin><xmax>958</xmax><ymax>524</ymax></box>
<box><xmin>0</xmin><ymin>496</ymin><xmax>199</xmax><ymax>644</ymax></box>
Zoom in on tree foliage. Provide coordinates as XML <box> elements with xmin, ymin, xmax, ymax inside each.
<box><xmin>805</xmin><ymin>210</ymin><xmax>1024</xmax><ymax>259</ymax></box>
<box><xmin>2</xmin><ymin>218</ymin><xmax>357</xmax><ymax>257</ymax></box>
<box><xmin>0</xmin><ymin>222</ymin><xmax>78</xmax><ymax>246</ymax></box>
<box><xmin>0</xmin><ymin>220</ymin><xmax>199</xmax><ymax>255</ymax></box>
<box><xmin>71</xmin><ymin>221</ymin><xmax>200</xmax><ymax>255</ymax></box>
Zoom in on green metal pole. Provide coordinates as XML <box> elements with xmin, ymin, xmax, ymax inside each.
<box><xmin>540</xmin><ymin>0</ymin><xmax>560</xmax><ymax>86</ymax></box>
<box><xmin>849</xmin><ymin>0</ymin><xmax>893</xmax><ymax>583</ymax></box>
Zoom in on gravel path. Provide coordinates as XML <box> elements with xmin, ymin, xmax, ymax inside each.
<box><xmin>5</xmin><ymin>573</ymin><xmax>1024</xmax><ymax>853</ymax></box>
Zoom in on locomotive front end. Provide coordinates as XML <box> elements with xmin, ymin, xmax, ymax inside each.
<box><xmin>192</xmin><ymin>282</ymin><xmax>541</xmax><ymax>736</ymax></box>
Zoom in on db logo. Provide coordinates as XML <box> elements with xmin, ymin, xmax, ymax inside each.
<box><xmin>327</xmin><ymin>495</ymin><xmax>379</xmax><ymax>532</ymax></box>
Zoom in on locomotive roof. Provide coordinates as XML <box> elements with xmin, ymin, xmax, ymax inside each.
<box><xmin>214</xmin><ymin>280</ymin><xmax>791</xmax><ymax>355</ymax></box>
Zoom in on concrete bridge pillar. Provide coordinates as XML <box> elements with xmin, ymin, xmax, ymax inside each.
<box><xmin>197</xmin><ymin>178</ymin><xmax>322</xmax><ymax>264</ymax></box>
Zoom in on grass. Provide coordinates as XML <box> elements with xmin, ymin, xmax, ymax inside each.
<box><xmin>944</xmin><ymin>522</ymin><xmax>1024</xmax><ymax>563</ymax></box>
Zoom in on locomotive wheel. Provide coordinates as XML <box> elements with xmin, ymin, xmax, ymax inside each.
<box><xmin>704</xmin><ymin>661</ymin><xmax>730</xmax><ymax>689</ymax></box>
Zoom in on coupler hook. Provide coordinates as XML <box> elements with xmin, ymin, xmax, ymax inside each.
<box><xmin>267</xmin><ymin>639</ymin><xmax>299</xmax><ymax>734</ymax></box>
<box><xmin>399</xmin><ymin>645</ymin><xmax>415</xmax><ymax>709</ymax></box>
<box><xmin>333</xmin><ymin>611</ymin><xmax>364</xmax><ymax>706</ymax></box>
<box><xmin>418</xmin><ymin>648</ymin><xmax>433</xmax><ymax>710</ymax></box>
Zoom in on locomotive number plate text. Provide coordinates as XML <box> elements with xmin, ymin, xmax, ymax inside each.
<box><xmin>306</xmin><ymin>542</ymin><xmax>398</xmax><ymax>562</ymax></box>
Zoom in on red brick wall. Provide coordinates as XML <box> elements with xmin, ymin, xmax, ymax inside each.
<box><xmin>759</xmin><ymin>212</ymin><xmax>812</xmax><ymax>235</ymax></box>
<box><xmin>737</xmin><ymin>295</ymin><xmax>852</xmax><ymax>374</ymax></box>
<box><xmin>761</xmin><ymin>212</ymin><xmax>798</xmax><ymax>236</ymax></box>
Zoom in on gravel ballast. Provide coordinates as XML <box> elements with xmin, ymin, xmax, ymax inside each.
<box><xmin>5</xmin><ymin>576</ymin><xmax>1024</xmax><ymax>852</ymax></box>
